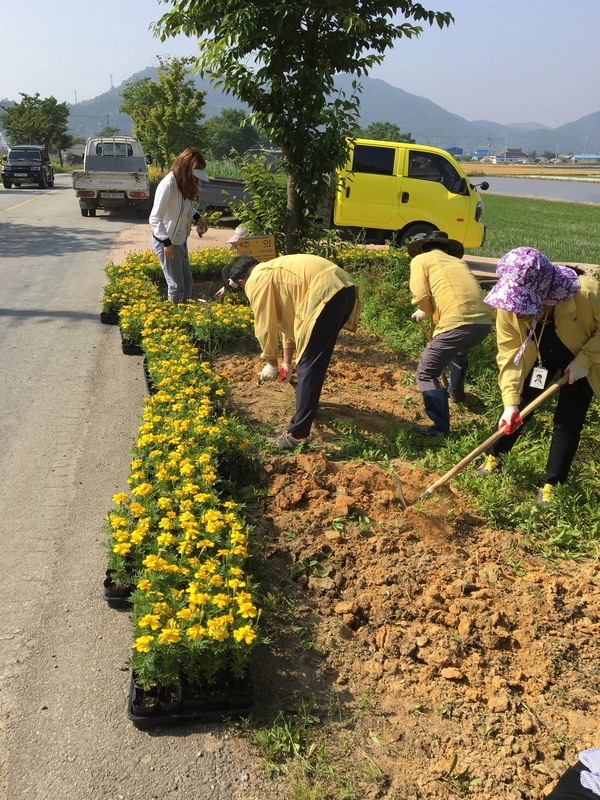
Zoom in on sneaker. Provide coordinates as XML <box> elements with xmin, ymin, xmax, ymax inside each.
<box><xmin>267</xmin><ymin>432</ymin><xmax>308</xmax><ymax>451</ymax></box>
<box><xmin>412</xmin><ymin>424</ymin><xmax>447</xmax><ymax>437</ymax></box>
<box><xmin>475</xmin><ymin>454</ymin><xmax>501</xmax><ymax>477</ymax></box>
<box><xmin>536</xmin><ymin>483</ymin><xmax>554</xmax><ymax>507</ymax></box>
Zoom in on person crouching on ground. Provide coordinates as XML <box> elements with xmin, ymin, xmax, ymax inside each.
<box><xmin>149</xmin><ymin>147</ymin><xmax>209</xmax><ymax>304</ymax></box>
<box><xmin>476</xmin><ymin>246</ymin><xmax>600</xmax><ymax>507</ymax></box>
<box><xmin>225</xmin><ymin>253</ymin><xmax>360</xmax><ymax>450</ymax></box>
<box><xmin>408</xmin><ymin>231</ymin><xmax>492</xmax><ymax>436</ymax></box>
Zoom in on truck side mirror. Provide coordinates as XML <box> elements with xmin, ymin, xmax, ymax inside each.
<box><xmin>146</xmin><ymin>155</ymin><xmax>153</xmax><ymax>165</ymax></box>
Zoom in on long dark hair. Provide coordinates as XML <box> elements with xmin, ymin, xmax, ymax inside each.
<box><xmin>171</xmin><ymin>147</ymin><xmax>206</xmax><ymax>200</ymax></box>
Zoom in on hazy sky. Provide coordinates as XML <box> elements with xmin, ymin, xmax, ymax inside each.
<box><xmin>2</xmin><ymin>0</ymin><xmax>598</xmax><ymax>128</ymax></box>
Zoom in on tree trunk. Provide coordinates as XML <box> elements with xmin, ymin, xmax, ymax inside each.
<box><xmin>285</xmin><ymin>175</ymin><xmax>303</xmax><ymax>254</ymax></box>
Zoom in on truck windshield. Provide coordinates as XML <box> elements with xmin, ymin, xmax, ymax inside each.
<box><xmin>10</xmin><ymin>149</ymin><xmax>41</xmax><ymax>161</ymax></box>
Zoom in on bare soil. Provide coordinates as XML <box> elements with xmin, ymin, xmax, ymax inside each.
<box><xmin>215</xmin><ymin>335</ymin><xmax>600</xmax><ymax>800</ymax></box>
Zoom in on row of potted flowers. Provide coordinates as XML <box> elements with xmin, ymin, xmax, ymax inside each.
<box><xmin>101</xmin><ymin>250</ymin><xmax>264</xmax><ymax>723</ymax></box>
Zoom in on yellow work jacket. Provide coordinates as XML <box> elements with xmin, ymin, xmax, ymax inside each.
<box><xmin>244</xmin><ymin>254</ymin><xmax>359</xmax><ymax>362</ymax></box>
<box><xmin>409</xmin><ymin>250</ymin><xmax>492</xmax><ymax>336</ymax></box>
<box><xmin>496</xmin><ymin>275</ymin><xmax>600</xmax><ymax>405</ymax></box>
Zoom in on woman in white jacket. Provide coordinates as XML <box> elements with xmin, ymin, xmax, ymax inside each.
<box><xmin>149</xmin><ymin>147</ymin><xmax>209</xmax><ymax>303</ymax></box>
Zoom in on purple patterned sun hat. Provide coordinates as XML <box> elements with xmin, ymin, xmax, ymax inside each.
<box><xmin>484</xmin><ymin>247</ymin><xmax>580</xmax><ymax>315</ymax></box>
<box><xmin>484</xmin><ymin>247</ymin><xmax>580</xmax><ymax>364</ymax></box>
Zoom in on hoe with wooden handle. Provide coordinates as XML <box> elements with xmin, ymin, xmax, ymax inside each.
<box><xmin>413</xmin><ymin>374</ymin><xmax>570</xmax><ymax>503</ymax></box>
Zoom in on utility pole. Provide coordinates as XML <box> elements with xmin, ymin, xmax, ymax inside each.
<box><xmin>74</xmin><ymin>90</ymin><xmax>77</xmax><ymax>104</ymax></box>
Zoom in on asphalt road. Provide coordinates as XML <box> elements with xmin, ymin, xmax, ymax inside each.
<box><xmin>0</xmin><ymin>175</ymin><xmax>272</xmax><ymax>800</ymax></box>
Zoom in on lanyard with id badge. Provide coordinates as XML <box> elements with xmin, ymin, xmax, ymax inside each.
<box><xmin>529</xmin><ymin>310</ymin><xmax>551</xmax><ymax>389</ymax></box>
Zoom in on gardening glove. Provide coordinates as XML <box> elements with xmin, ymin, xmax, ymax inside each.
<box><xmin>411</xmin><ymin>309</ymin><xmax>430</xmax><ymax>323</ymax></box>
<box><xmin>259</xmin><ymin>364</ymin><xmax>279</xmax><ymax>383</ymax></box>
<box><xmin>565</xmin><ymin>361</ymin><xmax>588</xmax><ymax>384</ymax></box>
<box><xmin>498</xmin><ymin>405</ymin><xmax>522</xmax><ymax>435</ymax></box>
<box><xmin>276</xmin><ymin>364</ymin><xmax>292</xmax><ymax>383</ymax></box>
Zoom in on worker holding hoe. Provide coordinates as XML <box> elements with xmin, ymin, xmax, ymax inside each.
<box><xmin>408</xmin><ymin>231</ymin><xmax>492</xmax><ymax>436</ymax></box>
<box><xmin>224</xmin><ymin>253</ymin><xmax>360</xmax><ymax>450</ymax></box>
<box><xmin>476</xmin><ymin>247</ymin><xmax>600</xmax><ymax>507</ymax></box>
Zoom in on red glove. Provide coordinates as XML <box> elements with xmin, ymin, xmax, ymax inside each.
<box><xmin>276</xmin><ymin>364</ymin><xmax>292</xmax><ymax>383</ymax></box>
<box><xmin>498</xmin><ymin>405</ymin><xmax>523</xmax><ymax>435</ymax></box>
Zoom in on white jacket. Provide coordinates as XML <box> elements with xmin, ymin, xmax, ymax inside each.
<box><xmin>149</xmin><ymin>172</ymin><xmax>197</xmax><ymax>246</ymax></box>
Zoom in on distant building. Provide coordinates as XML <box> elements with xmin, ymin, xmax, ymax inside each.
<box><xmin>470</xmin><ymin>149</ymin><xmax>492</xmax><ymax>159</ymax></box>
<box><xmin>571</xmin><ymin>153</ymin><xmax>600</xmax><ymax>163</ymax></box>
<box><xmin>446</xmin><ymin>146</ymin><xmax>463</xmax><ymax>157</ymax></box>
<box><xmin>498</xmin><ymin>148</ymin><xmax>528</xmax><ymax>162</ymax></box>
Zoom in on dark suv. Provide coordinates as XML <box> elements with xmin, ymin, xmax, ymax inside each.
<box><xmin>2</xmin><ymin>145</ymin><xmax>55</xmax><ymax>189</ymax></box>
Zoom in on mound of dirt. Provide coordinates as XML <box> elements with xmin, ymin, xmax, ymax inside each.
<box><xmin>215</xmin><ymin>332</ymin><xmax>600</xmax><ymax>800</ymax></box>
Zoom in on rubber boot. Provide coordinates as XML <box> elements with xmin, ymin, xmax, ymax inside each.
<box><xmin>413</xmin><ymin>388</ymin><xmax>450</xmax><ymax>436</ymax></box>
<box><xmin>448</xmin><ymin>360</ymin><xmax>467</xmax><ymax>403</ymax></box>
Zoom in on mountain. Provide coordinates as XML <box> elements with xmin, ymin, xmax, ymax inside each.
<box><xmin>3</xmin><ymin>70</ymin><xmax>598</xmax><ymax>156</ymax></box>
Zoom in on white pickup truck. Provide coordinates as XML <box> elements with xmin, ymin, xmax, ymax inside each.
<box><xmin>72</xmin><ymin>136</ymin><xmax>151</xmax><ymax>217</ymax></box>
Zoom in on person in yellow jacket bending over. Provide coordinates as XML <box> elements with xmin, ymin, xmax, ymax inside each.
<box><xmin>408</xmin><ymin>231</ymin><xmax>492</xmax><ymax>437</ymax></box>
<box><xmin>476</xmin><ymin>246</ymin><xmax>600</xmax><ymax>507</ymax></box>
<box><xmin>225</xmin><ymin>253</ymin><xmax>360</xmax><ymax>450</ymax></box>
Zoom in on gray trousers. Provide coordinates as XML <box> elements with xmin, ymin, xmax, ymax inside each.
<box><xmin>416</xmin><ymin>324</ymin><xmax>491</xmax><ymax>392</ymax></box>
<box><xmin>152</xmin><ymin>239</ymin><xmax>192</xmax><ymax>303</ymax></box>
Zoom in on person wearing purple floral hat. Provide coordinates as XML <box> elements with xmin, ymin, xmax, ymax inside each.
<box><xmin>476</xmin><ymin>246</ymin><xmax>600</xmax><ymax>506</ymax></box>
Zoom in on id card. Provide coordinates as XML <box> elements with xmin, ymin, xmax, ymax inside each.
<box><xmin>530</xmin><ymin>367</ymin><xmax>548</xmax><ymax>389</ymax></box>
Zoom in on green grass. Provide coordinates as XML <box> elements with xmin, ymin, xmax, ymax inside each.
<box><xmin>466</xmin><ymin>194</ymin><xmax>600</xmax><ymax>264</ymax></box>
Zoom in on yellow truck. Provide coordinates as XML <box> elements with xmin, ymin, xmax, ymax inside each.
<box><xmin>199</xmin><ymin>138</ymin><xmax>488</xmax><ymax>248</ymax></box>
<box><xmin>332</xmin><ymin>138</ymin><xmax>487</xmax><ymax>247</ymax></box>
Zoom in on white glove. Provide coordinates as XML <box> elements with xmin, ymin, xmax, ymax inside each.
<box><xmin>276</xmin><ymin>363</ymin><xmax>292</xmax><ymax>383</ymax></box>
<box><xmin>566</xmin><ymin>361</ymin><xmax>588</xmax><ymax>384</ymax></box>
<box><xmin>411</xmin><ymin>309</ymin><xmax>429</xmax><ymax>322</ymax></box>
<box><xmin>259</xmin><ymin>364</ymin><xmax>279</xmax><ymax>382</ymax></box>
<box><xmin>498</xmin><ymin>405</ymin><xmax>522</xmax><ymax>434</ymax></box>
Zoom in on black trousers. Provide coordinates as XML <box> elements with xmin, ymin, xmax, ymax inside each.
<box><xmin>488</xmin><ymin>320</ymin><xmax>594</xmax><ymax>485</ymax></box>
<box><xmin>547</xmin><ymin>761</ymin><xmax>598</xmax><ymax>799</ymax></box>
<box><xmin>287</xmin><ymin>286</ymin><xmax>356</xmax><ymax>439</ymax></box>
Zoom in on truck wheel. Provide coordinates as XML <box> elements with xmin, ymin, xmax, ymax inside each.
<box><xmin>396</xmin><ymin>223</ymin><xmax>437</xmax><ymax>248</ymax></box>
<box><xmin>2</xmin><ymin>179</ymin><xmax>11</xmax><ymax>189</ymax></box>
<box><xmin>88</xmin><ymin>208</ymin><xmax>96</xmax><ymax>217</ymax></box>
<box><xmin>81</xmin><ymin>208</ymin><xmax>89</xmax><ymax>217</ymax></box>
<box><xmin>48</xmin><ymin>174</ymin><xmax>55</xmax><ymax>187</ymax></box>
<box><xmin>38</xmin><ymin>175</ymin><xmax>48</xmax><ymax>189</ymax></box>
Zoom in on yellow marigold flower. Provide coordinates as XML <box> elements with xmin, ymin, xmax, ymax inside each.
<box><xmin>229</xmin><ymin>567</ymin><xmax>244</xmax><ymax>578</ymax></box>
<box><xmin>158</xmin><ymin>620</ymin><xmax>181</xmax><ymax>645</ymax></box>
<box><xmin>177</xmin><ymin>541</ymin><xmax>192</xmax><ymax>556</ymax></box>
<box><xmin>143</xmin><ymin>554</ymin><xmax>167</xmax><ymax>570</ymax></box>
<box><xmin>133</xmin><ymin>635</ymin><xmax>154</xmax><ymax>653</ymax></box>
<box><xmin>137</xmin><ymin>579</ymin><xmax>152</xmax><ymax>590</ymax></box>
<box><xmin>237</xmin><ymin>601</ymin><xmax>257</xmax><ymax>619</ymax></box>
<box><xmin>207</xmin><ymin>625</ymin><xmax>229</xmax><ymax>642</ymax></box>
<box><xmin>156</xmin><ymin>532</ymin><xmax>175</xmax><ymax>547</ymax></box>
<box><xmin>176</xmin><ymin>608</ymin><xmax>192</xmax><ymax>621</ymax></box>
<box><xmin>157</xmin><ymin>497</ymin><xmax>172</xmax><ymax>510</ymax></box>
<box><xmin>132</xmin><ymin>482</ymin><xmax>153</xmax><ymax>497</ymax></box>
<box><xmin>186</xmin><ymin>624</ymin><xmax>207</xmax><ymax>641</ymax></box>
<box><xmin>213</xmin><ymin>593</ymin><xmax>232</xmax><ymax>608</ymax></box>
<box><xmin>230</xmin><ymin>530</ymin><xmax>247</xmax><ymax>545</ymax></box>
<box><xmin>231</xmin><ymin>546</ymin><xmax>248</xmax><ymax>557</ymax></box>
<box><xmin>138</xmin><ymin>614</ymin><xmax>161</xmax><ymax>630</ymax></box>
<box><xmin>158</xmin><ymin>516</ymin><xmax>173</xmax><ymax>531</ymax></box>
<box><xmin>129</xmin><ymin>531</ymin><xmax>146</xmax><ymax>545</ymax></box>
<box><xmin>112</xmin><ymin>493</ymin><xmax>129</xmax><ymax>505</ymax></box>
<box><xmin>233</xmin><ymin>625</ymin><xmax>257</xmax><ymax>645</ymax></box>
<box><xmin>196</xmin><ymin>539</ymin><xmax>215</xmax><ymax>550</ymax></box>
<box><xmin>109</xmin><ymin>514</ymin><xmax>128</xmax><ymax>530</ymax></box>
<box><xmin>112</xmin><ymin>529</ymin><xmax>129</xmax><ymax>542</ymax></box>
<box><xmin>129</xmin><ymin>502</ymin><xmax>145</xmax><ymax>518</ymax></box>
<box><xmin>227</xmin><ymin>578</ymin><xmax>245</xmax><ymax>589</ymax></box>
<box><xmin>113</xmin><ymin>542</ymin><xmax>132</xmax><ymax>556</ymax></box>
<box><xmin>153</xmin><ymin>602</ymin><xmax>172</xmax><ymax>616</ymax></box>
<box><xmin>209</xmin><ymin>574</ymin><xmax>224</xmax><ymax>587</ymax></box>
<box><xmin>164</xmin><ymin>564</ymin><xmax>180</xmax><ymax>574</ymax></box>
